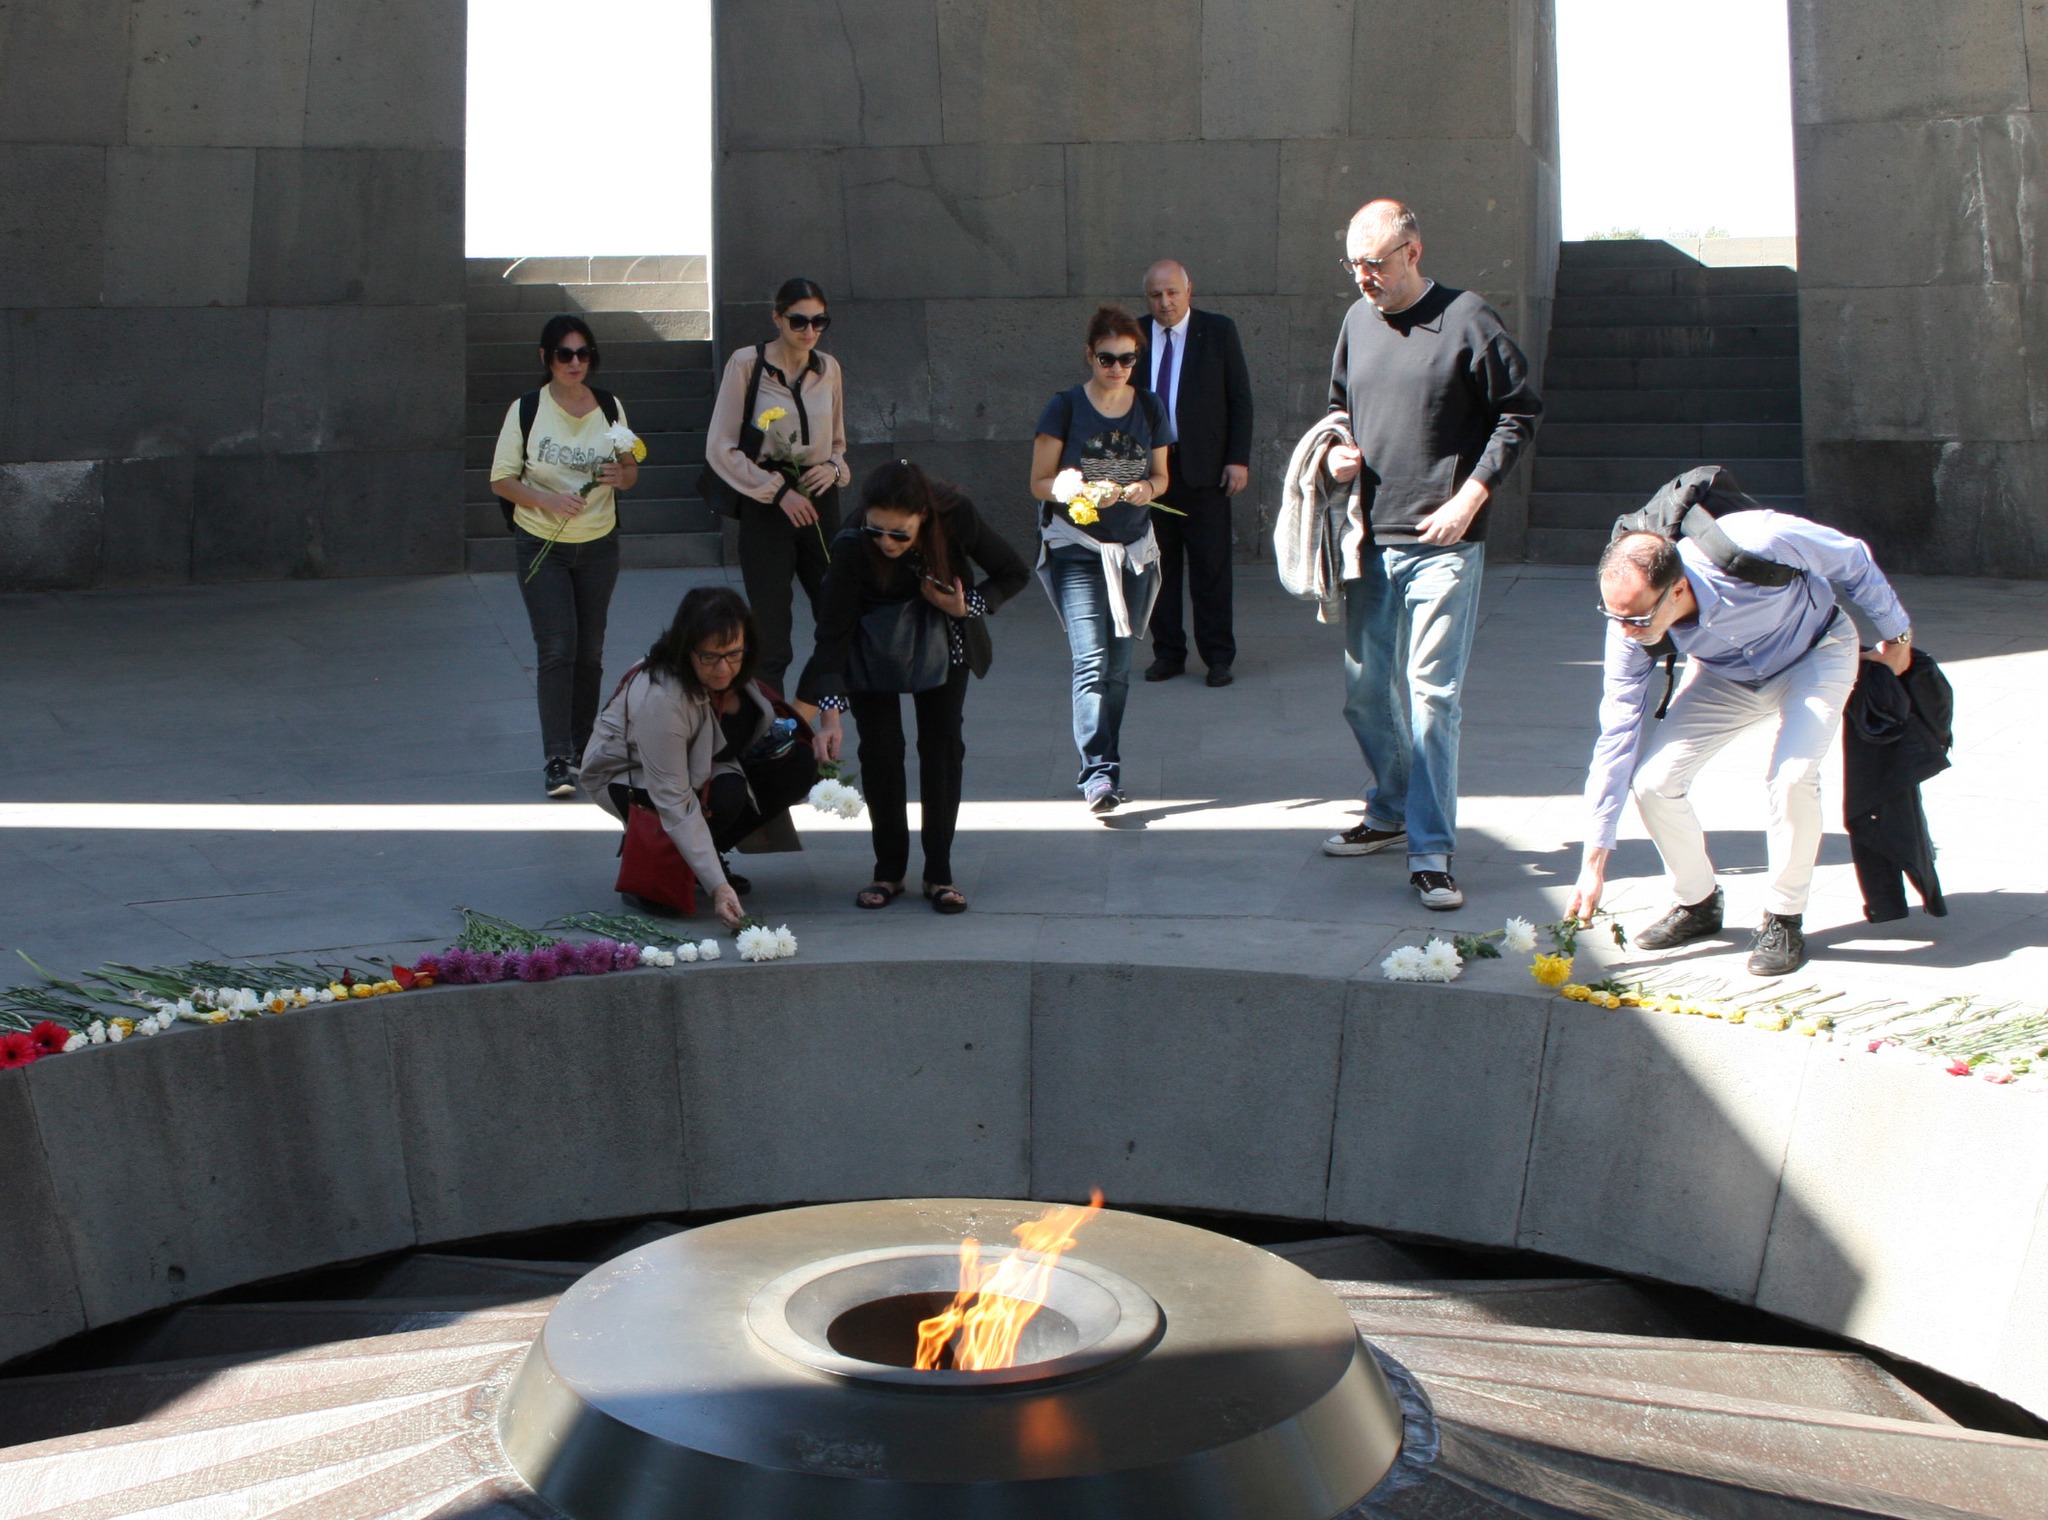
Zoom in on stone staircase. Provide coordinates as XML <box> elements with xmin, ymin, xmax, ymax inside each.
<box><xmin>3</xmin><ymin>1223</ymin><xmax>2043</xmax><ymax>1518</ymax></box>
<box><xmin>1528</xmin><ymin>239</ymin><xmax>1805</xmax><ymax>564</ymax></box>
<box><xmin>464</xmin><ymin>257</ymin><xmax>722</xmax><ymax>573</ymax></box>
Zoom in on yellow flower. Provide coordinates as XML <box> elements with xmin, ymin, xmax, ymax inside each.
<box><xmin>328</xmin><ymin>982</ymin><xmax>349</xmax><ymax>999</ymax></box>
<box><xmin>756</xmin><ymin>407</ymin><xmax>787</xmax><ymax>429</ymax></box>
<box><xmin>205</xmin><ymin>1010</ymin><xmax>229</xmax><ymax>1024</ymax></box>
<box><xmin>1067</xmin><ymin>501</ymin><xmax>1100</xmax><ymax>527</ymax></box>
<box><xmin>1560</xmin><ymin>984</ymin><xmax>1591</xmax><ymax>1002</ymax></box>
<box><xmin>1594</xmin><ymin>991</ymin><xmax>1622</xmax><ymax>1009</ymax></box>
<box><xmin>1530</xmin><ymin>953</ymin><xmax>1573</xmax><ymax>988</ymax></box>
<box><xmin>267</xmin><ymin>996</ymin><xmax>288</xmax><ymax>1014</ymax></box>
<box><xmin>1617</xmin><ymin>993</ymin><xmax>1641</xmax><ymax>1008</ymax></box>
<box><xmin>1726</xmin><ymin>1009</ymin><xmax>1746</xmax><ymax>1025</ymax></box>
<box><xmin>351</xmin><ymin>984</ymin><xmax>374</xmax><ymax>999</ymax></box>
<box><xmin>111</xmin><ymin>1017</ymin><xmax>135</xmax><ymax>1034</ymax></box>
<box><xmin>631</xmin><ymin>438</ymin><xmax>649</xmax><ymax>462</ymax></box>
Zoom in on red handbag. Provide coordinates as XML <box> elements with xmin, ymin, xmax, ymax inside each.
<box><xmin>610</xmin><ymin>665</ymin><xmax>697</xmax><ymax>914</ymax></box>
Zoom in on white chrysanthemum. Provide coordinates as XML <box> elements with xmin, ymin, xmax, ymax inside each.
<box><xmin>697</xmin><ymin>939</ymin><xmax>721</xmax><ymax>961</ymax></box>
<box><xmin>1050</xmin><ymin>467</ymin><xmax>1086</xmax><ymax>503</ymax></box>
<box><xmin>676</xmin><ymin>942</ymin><xmax>699</xmax><ymax>963</ymax></box>
<box><xmin>1381</xmin><ymin>945</ymin><xmax>1427</xmax><ymax>982</ymax></box>
<box><xmin>107</xmin><ymin>1023</ymin><xmax>127</xmax><ymax>1043</ymax></box>
<box><xmin>604</xmin><ymin>420</ymin><xmax>638</xmax><ymax>453</ymax></box>
<box><xmin>736</xmin><ymin>926</ymin><xmax>773</xmax><ymax>962</ymax></box>
<box><xmin>88</xmin><ymin>1021</ymin><xmax>107</xmax><ymax>1045</ymax></box>
<box><xmin>834</xmin><ymin>789</ymin><xmax>865</xmax><ymax>819</ymax></box>
<box><xmin>774</xmin><ymin>925</ymin><xmax>798</xmax><ymax>958</ymax></box>
<box><xmin>1419</xmin><ymin>939</ymin><xmax>1464</xmax><ymax>982</ymax></box>
<box><xmin>1502</xmin><ymin>917</ymin><xmax>1537</xmax><ymax>954</ymax></box>
<box><xmin>63</xmin><ymin>1033</ymin><xmax>87</xmax><ymax>1053</ymax></box>
<box><xmin>808</xmin><ymin>778</ymin><xmax>845</xmax><ymax>812</ymax></box>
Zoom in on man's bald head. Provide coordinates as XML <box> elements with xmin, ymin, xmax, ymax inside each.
<box><xmin>1143</xmin><ymin>260</ymin><xmax>1192</xmax><ymax>328</ymax></box>
<box><xmin>1344</xmin><ymin>199</ymin><xmax>1426</xmax><ymax>311</ymax></box>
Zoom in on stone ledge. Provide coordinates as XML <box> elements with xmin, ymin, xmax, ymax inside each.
<box><xmin>2</xmin><ymin>958</ymin><xmax>2044</xmax><ymax>1419</ymax></box>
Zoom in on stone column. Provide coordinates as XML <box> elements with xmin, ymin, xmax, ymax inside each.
<box><xmin>714</xmin><ymin>0</ymin><xmax>1559</xmax><ymax>559</ymax></box>
<box><xmin>0</xmin><ymin>0</ymin><xmax>467</xmax><ymax>589</ymax></box>
<box><xmin>1793</xmin><ymin>1</ymin><xmax>2048</xmax><ymax>576</ymax></box>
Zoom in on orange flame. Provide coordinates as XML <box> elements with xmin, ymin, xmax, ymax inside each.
<box><xmin>914</xmin><ymin>1191</ymin><xmax>1104</xmax><ymax>1372</ymax></box>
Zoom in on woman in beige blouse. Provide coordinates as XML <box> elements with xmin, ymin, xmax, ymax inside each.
<box><xmin>705</xmin><ymin>277</ymin><xmax>851</xmax><ymax>691</ymax></box>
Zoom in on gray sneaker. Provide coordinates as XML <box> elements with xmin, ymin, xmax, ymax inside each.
<box><xmin>1322</xmin><ymin>823</ymin><xmax>1407</xmax><ymax>857</ymax></box>
<box><xmin>1083</xmin><ymin>777</ymin><xmax>1122</xmax><ymax>814</ymax></box>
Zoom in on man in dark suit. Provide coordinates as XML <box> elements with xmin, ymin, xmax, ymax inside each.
<box><xmin>1139</xmin><ymin>259</ymin><xmax>1254</xmax><ymax>687</ymax></box>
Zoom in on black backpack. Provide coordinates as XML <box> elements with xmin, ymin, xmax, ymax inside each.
<box><xmin>502</xmin><ymin>386</ymin><xmax>622</xmax><ymax>530</ymax></box>
<box><xmin>1611</xmin><ymin>465</ymin><xmax>1800</xmax><ymax>717</ymax></box>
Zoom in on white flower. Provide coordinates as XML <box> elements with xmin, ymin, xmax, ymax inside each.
<box><xmin>696</xmin><ymin>939</ymin><xmax>721</xmax><ymax>961</ymax></box>
<box><xmin>1051</xmin><ymin>468</ymin><xmax>1086</xmax><ymax>503</ymax></box>
<box><xmin>1419</xmin><ymin>938</ymin><xmax>1464</xmax><ymax>982</ymax></box>
<box><xmin>1502</xmin><ymin>917</ymin><xmax>1537</xmax><ymax>954</ymax></box>
<box><xmin>1381</xmin><ymin>944</ymin><xmax>1428</xmax><ymax>982</ymax></box>
<box><xmin>63</xmin><ymin>1033</ymin><xmax>87</xmax><ymax>1053</ymax></box>
<box><xmin>107</xmin><ymin>1023</ymin><xmax>127</xmax><ymax>1043</ymax></box>
<box><xmin>737</xmin><ymin>925</ymin><xmax>776</xmax><ymax>962</ymax></box>
<box><xmin>808</xmin><ymin>778</ymin><xmax>845</xmax><ymax>812</ymax></box>
<box><xmin>774</xmin><ymin>925</ymin><xmax>798</xmax><ymax>959</ymax></box>
<box><xmin>604</xmin><ymin>420</ymin><xmax>638</xmax><ymax>454</ymax></box>
<box><xmin>834</xmin><ymin>788</ymin><xmax>865</xmax><ymax>819</ymax></box>
<box><xmin>87</xmin><ymin>1021</ymin><xmax>107</xmax><ymax>1045</ymax></box>
<box><xmin>317</xmin><ymin>988</ymin><xmax>335</xmax><ymax>1003</ymax></box>
<box><xmin>676</xmin><ymin>942</ymin><xmax>699</xmax><ymax>963</ymax></box>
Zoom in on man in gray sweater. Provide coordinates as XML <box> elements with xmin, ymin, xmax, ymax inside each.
<box><xmin>1322</xmin><ymin>199</ymin><xmax>1542</xmax><ymax>911</ymax></box>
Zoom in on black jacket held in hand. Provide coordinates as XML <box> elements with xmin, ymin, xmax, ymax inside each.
<box><xmin>1842</xmin><ymin>649</ymin><xmax>1954</xmax><ymax>922</ymax></box>
<box><xmin>795</xmin><ymin>493</ymin><xmax>1031</xmax><ymax>705</ymax></box>
<box><xmin>1141</xmin><ymin>308</ymin><xmax>1254</xmax><ymax>492</ymax></box>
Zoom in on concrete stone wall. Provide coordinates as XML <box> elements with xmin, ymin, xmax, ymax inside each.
<box><xmin>1792</xmin><ymin>1</ymin><xmax>2048</xmax><ymax>576</ymax></box>
<box><xmin>4</xmin><ymin>961</ymin><xmax>2046</xmax><ymax>1419</ymax></box>
<box><xmin>0</xmin><ymin>0</ymin><xmax>466</xmax><ymax>590</ymax></box>
<box><xmin>713</xmin><ymin>0</ymin><xmax>1561</xmax><ymax>560</ymax></box>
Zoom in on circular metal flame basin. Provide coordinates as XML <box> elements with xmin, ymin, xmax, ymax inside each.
<box><xmin>497</xmin><ymin>1199</ymin><xmax>1404</xmax><ymax>1519</ymax></box>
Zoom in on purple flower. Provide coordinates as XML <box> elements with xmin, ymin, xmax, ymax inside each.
<box><xmin>580</xmin><ymin>940</ymin><xmax>620</xmax><ymax>975</ymax></box>
<box><xmin>415</xmin><ymin>954</ymin><xmax>443</xmax><ymax>979</ymax></box>
<box><xmin>516</xmin><ymin>949</ymin><xmax>558</xmax><ymax>982</ymax></box>
<box><xmin>609</xmin><ymin>940</ymin><xmax>642</xmax><ymax>972</ymax></box>
<box><xmin>437</xmin><ymin>948</ymin><xmax>479</xmax><ymax>985</ymax></box>
<box><xmin>473</xmin><ymin>951</ymin><xmax>508</xmax><ymax>983</ymax></box>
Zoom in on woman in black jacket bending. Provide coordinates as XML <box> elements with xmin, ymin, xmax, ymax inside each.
<box><xmin>794</xmin><ymin>460</ymin><xmax>1030</xmax><ymax>913</ymax></box>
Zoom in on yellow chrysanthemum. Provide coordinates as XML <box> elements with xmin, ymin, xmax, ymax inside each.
<box><xmin>631</xmin><ymin>439</ymin><xmax>649</xmax><ymax>462</ymax></box>
<box><xmin>1530</xmin><ymin>953</ymin><xmax>1573</xmax><ymax>988</ymax></box>
<box><xmin>1560</xmin><ymin>984</ymin><xmax>1591</xmax><ymax>1002</ymax></box>
<box><xmin>756</xmin><ymin>407</ymin><xmax>788</xmax><ymax>429</ymax></box>
<box><xmin>1068</xmin><ymin>502</ymin><xmax>1100</xmax><ymax>527</ymax></box>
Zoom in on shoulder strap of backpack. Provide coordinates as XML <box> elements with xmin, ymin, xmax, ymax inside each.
<box><xmin>591</xmin><ymin>387</ymin><xmax>619</xmax><ymax>425</ymax></box>
<box><xmin>1679</xmin><ymin>502</ymin><xmax>1801</xmax><ymax>588</ymax></box>
<box><xmin>517</xmin><ymin>390</ymin><xmax>541</xmax><ymax>461</ymax></box>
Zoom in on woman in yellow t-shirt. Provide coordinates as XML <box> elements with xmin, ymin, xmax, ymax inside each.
<box><xmin>489</xmin><ymin>316</ymin><xmax>640</xmax><ymax>798</ymax></box>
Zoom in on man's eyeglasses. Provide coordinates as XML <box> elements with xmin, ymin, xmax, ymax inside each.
<box><xmin>551</xmin><ymin>345</ymin><xmax>596</xmax><ymax>364</ymax></box>
<box><xmin>1596</xmin><ymin>581</ymin><xmax>1676</xmax><ymax>629</ymax></box>
<box><xmin>783</xmin><ymin>312</ymin><xmax>832</xmax><ymax>332</ymax></box>
<box><xmin>1093</xmin><ymin>350</ymin><xmax>1140</xmax><ymax>369</ymax></box>
<box><xmin>692</xmin><ymin>645</ymin><xmax>748</xmax><ymax>668</ymax></box>
<box><xmin>861</xmin><ymin>523</ymin><xmax>914</xmax><ymax>543</ymax></box>
<box><xmin>1339</xmin><ymin>243</ymin><xmax>1412</xmax><ymax>275</ymax></box>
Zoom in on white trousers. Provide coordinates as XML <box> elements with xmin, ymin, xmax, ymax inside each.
<box><xmin>1630</xmin><ymin>630</ymin><xmax>1860</xmax><ymax>917</ymax></box>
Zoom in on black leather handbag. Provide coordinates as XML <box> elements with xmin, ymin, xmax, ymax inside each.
<box><xmin>696</xmin><ymin>344</ymin><xmax>768</xmax><ymax>520</ymax></box>
<box><xmin>846</xmin><ymin>598</ymin><xmax>952</xmax><ymax>693</ymax></box>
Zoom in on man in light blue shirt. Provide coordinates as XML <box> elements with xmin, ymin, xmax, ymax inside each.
<box><xmin>1566</xmin><ymin>511</ymin><xmax>1914</xmax><ymax>974</ymax></box>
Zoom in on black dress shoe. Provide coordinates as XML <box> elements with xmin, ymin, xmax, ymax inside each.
<box><xmin>1144</xmin><ymin>657</ymin><xmax>1185</xmax><ymax>682</ymax></box>
<box><xmin>1747</xmin><ymin>912</ymin><xmax>1806</xmax><ymax>976</ymax></box>
<box><xmin>1635</xmin><ymin>888</ymin><xmax>1724</xmax><ymax>950</ymax></box>
<box><xmin>1205</xmin><ymin>663</ymin><xmax>1233</xmax><ymax>687</ymax></box>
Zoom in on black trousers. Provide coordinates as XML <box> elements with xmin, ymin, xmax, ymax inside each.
<box><xmin>514</xmin><ymin>526</ymin><xmax>621</xmax><ymax>762</ymax></box>
<box><xmin>1150</xmin><ymin>482</ymin><xmax>1235</xmax><ymax>668</ymax></box>
<box><xmin>611</xmin><ymin>762</ymin><xmax>814</xmax><ymax>860</ymax></box>
<box><xmin>739</xmin><ymin>487</ymin><xmax>841</xmax><ymax>691</ymax></box>
<box><xmin>848</xmin><ymin>665</ymin><xmax>970</xmax><ymax>885</ymax></box>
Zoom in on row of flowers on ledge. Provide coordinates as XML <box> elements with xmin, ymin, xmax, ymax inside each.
<box><xmin>0</xmin><ymin>908</ymin><xmax>798</xmax><ymax>1068</ymax></box>
<box><xmin>1378</xmin><ymin>911</ymin><xmax>2045</xmax><ymax>1089</ymax></box>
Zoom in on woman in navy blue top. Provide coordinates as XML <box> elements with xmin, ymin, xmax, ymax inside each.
<box><xmin>1028</xmin><ymin>305</ymin><xmax>1174</xmax><ymax>813</ymax></box>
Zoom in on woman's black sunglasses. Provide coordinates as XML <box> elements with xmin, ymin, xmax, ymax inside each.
<box><xmin>550</xmin><ymin>345</ymin><xmax>596</xmax><ymax>364</ymax></box>
<box><xmin>861</xmin><ymin>523</ymin><xmax>914</xmax><ymax>543</ymax></box>
<box><xmin>1093</xmin><ymin>349</ymin><xmax>1140</xmax><ymax>368</ymax></box>
<box><xmin>783</xmin><ymin>313</ymin><xmax>832</xmax><ymax>332</ymax></box>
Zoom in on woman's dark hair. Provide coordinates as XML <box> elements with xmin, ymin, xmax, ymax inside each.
<box><xmin>773</xmin><ymin>278</ymin><xmax>828</xmax><ymax>316</ymax></box>
<box><xmin>537</xmin><ymin>314</ymin><xmax>599</xmax><ymax>381</ymax></box>
<box><xmin>1085</xmin><ymin>304</ymin><xmax>1144</xmax><ymax>353</ymax></box>
<box><xmin>858</xmin><ymin>459</ymin><xmax>955</xmax><ymax>589</ymax></box>
<box><xmin>645</xmin><ymin>586</ymin><xmax>760</xmax><ymax>695</ymax></box>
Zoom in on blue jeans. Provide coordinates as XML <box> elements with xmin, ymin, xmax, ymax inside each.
<box><xmin>1048</xmin><ymin>547</ymin><xmax>1155</xmax><ymax>792</ymax></box>
<box><xmin>1341</xmin><ymin>542</ymin><xmax>1485</xmax><ymax>872</ymax></box>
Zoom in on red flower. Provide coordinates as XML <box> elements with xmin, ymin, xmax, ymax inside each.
<box><xmin>1945</xmin><ymin>1057</ymin><xmax>1973</xmax><ymax>1076</ymax></box>
<box><xmin>29</xmin><ymin>1021</ymin><xmax>71</xmax><ymax>1055</ymax></box>
<box><xmin>340</xmin><ymin>968</ymin><xmax>357</xmax><ymax>987</ymax></box>
<box><xmin>392</xmin><ymin>965</ymin><xmax>418</xmax><ymax>990</ymax></box>
<box><xmin>0</xmin><ymin>1032</ymin><xmax>39</xmax><ymax>1068</ymax></box>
